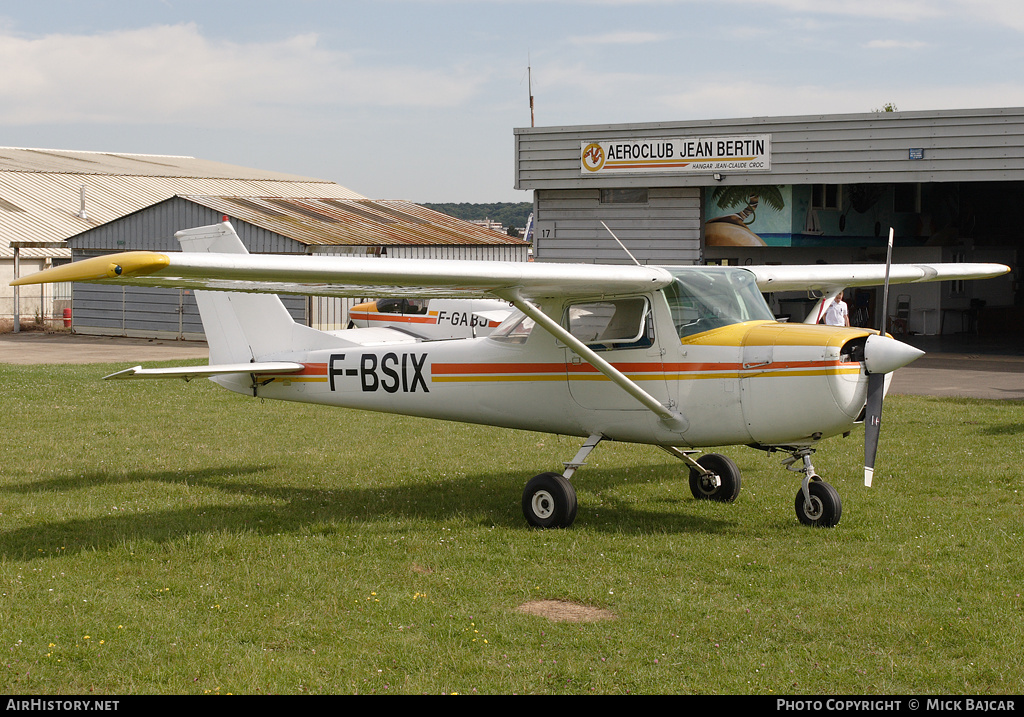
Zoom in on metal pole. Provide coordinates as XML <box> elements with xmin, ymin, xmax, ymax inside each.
<box><xmin>12</xmin><ymin>246</ymin><xmax>19</xmax><ymax>333</ymax></box>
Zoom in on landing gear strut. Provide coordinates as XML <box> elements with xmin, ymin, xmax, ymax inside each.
<box><xmin>521</xmin><ymin>437</ymin><xmax>842</xmax><ymax>529</ymax></box>
<box><xmin>794</xmin><ymin>480</ymin><xmax>842</xmax><ymax>527</ymax></box>
<box><xmin>521</xmin><ymin>434</ymin><xmax>600</xmax><ymax>529</ymax></box>
<box><xmin>687</xmin><ymin>453</ymin><xmax>742</xmax><ymax>502</ymax></box>
<box><xmin>783</xmin><ymin>448</ymin><xmax>843</xmax><ymax>528</ymax></box>
<box><xmin>660</xmin><ymin>446</ymin><xmax>742</xmax><ymax>503</ymax></box>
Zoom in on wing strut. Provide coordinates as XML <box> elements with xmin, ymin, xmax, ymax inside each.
<box><xmin>497</xmin><ymin>289</ymin><xmax>688</xmax><ymax>433</ymax></box>
<box><xmin>804</xmin><ymin>288</ymin><xmax>844</xmax><ymax>325</ymax></box>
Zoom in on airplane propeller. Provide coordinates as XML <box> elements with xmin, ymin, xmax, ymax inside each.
<box><xmin>860</xmin><ymin>334</ymin><xmax>922</xmax><ymax>487</ymax></box>
<box><xmin>862</xmin><ymin>228</ymin><xmax>918</xmax><ymax>487</ymax></box>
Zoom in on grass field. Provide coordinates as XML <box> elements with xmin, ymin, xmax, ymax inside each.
<box><xmin>1</xmin><ymin>362</ymin><xmax>1022</xmax><ymax>694</ymax></box>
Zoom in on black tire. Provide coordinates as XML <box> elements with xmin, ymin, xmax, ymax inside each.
<box><xmin>688</xmin><ymin>453</ymin><xmax>742</xmax><ymax>502</ymax></box>
<box><xmin>522</xmin><ymin>472</ymin><xmax>578</xmax><ymax>529</ymax></box>
<box><xmin>794</xmin><ymin>480</ymin><xmax>842</xmax><ymax>527</ymax></box>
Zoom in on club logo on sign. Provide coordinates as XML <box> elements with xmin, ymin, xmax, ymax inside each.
<box><xmin>581</xmin><ymin>143</ymin><xmax>606</xmax><ymax>172</ymax></box>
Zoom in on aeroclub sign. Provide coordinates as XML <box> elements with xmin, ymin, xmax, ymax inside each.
<box><xmin>581</xmin><ymin>134</ymin><xmax>771</xmax><ymax>175</ymax></box>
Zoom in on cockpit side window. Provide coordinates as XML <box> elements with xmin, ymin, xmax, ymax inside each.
<box><xmin>375</xmin><ymin>298</ymin><xmax>429</xmax><ymax>315</ymax></box>
<box><xmin>564</xmin><ymin>297</ymin><xmax>653</xmax><ymax>350</ymax></box>
<box><xmin>489</xmin><ymin>297</ymin><xmax>657</xmax><ymax>350</ymax></box>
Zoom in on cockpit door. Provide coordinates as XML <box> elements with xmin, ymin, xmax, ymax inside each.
<box><xmin>562</xmin><ymin>296</ymin><xmax>670</xmax><ymax>411</ymax></box>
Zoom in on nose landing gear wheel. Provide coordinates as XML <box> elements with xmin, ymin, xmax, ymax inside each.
<box><xmin>795</xmin><ymin>479</ymin><xmax>842</xmax><ymax>527</ymax></box>
<box><xmin>522</xmin><ymin>472</ymin><xmax>578</xmax><ymax>529</ymax></box>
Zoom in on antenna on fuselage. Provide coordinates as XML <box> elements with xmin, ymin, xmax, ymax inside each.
<box><xmin>601</xmin><ymin>221</ymin><xmax>641</xmax><ymax>266</ymax></box>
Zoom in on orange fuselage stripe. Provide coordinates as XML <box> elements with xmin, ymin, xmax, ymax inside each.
<box><xmin>257</xmin><ymin>360</ymin><xmax>862</xmax><ymax>384</ymax></box>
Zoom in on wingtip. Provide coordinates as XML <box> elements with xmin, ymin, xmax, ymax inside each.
<box><xmin>11</xmin><ymin>252</ymin><xmax>170</xmax><ymax>287</ymax></box>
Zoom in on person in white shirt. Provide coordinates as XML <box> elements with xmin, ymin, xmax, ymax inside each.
<box><xmin>823</xmin><ymin>290</ymin><xmax>850</xmax><ymax>327</ymax></box>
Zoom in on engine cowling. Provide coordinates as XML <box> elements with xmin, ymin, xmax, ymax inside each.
<box><xmin>736</xmin><ymin>323</ymin><xmax>920</xmax><ymax>446</ymax></box>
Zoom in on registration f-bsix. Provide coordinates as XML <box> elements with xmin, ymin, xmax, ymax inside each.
<box><xmin>328</xmin><ymin>352</ymin><xmax>429</xmax><ymax>393</ymax></box>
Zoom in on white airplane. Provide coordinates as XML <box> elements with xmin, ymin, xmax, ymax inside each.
<box><xmin>347</xmin><ymin>297</ymin><xmax>511</xmax><ymax>339</ymax></box>
<box><xmin>13</xmin><ymin>220</ymin><xmax>1009</xmax><ymax>529</ymax></box>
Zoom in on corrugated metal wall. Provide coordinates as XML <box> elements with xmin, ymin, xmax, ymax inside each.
<box><xmin>515</xmin><ymin>107</ymin><xmax>1024</xmax><ymax>192</ymax></box>
<box><xmin>72</xmin><ymin>197</ymin><xmax>308</xmax><ymax>254</ymax></box>
<box><xmin>67</xmin><ymin>198</ymin><xmax>305</xmax><ymax>338</ymax></box>
<box><xmin>531</xmin><ymin>187</ymin><xmax>702</xmax><ymax>265</ymax></box>
<box><xmin>371</xmin><ymin>244</ymin><xmax>528</xmax><ymax>261</ymax></box>
<box><xmin>72</xmin><ymin>281</ymin><xmax>307</xmax><ymax>340</ymax></box>
<box><xmin>72</xmin><ymin>285</ymin><xmax>205</xmax><ymax>340</ymax></box>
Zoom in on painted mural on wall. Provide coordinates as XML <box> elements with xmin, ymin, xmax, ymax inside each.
<box><xmin>704</xmin><ymin>183</ymin><xmax>964</xmax><ymax>248</ymax></box>
<box><xmin>705</xmin><ymin>185</ymin><xmax>788</xmax><ymax>247</ymax></box>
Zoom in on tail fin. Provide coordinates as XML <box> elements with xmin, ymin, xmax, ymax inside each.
<box><xmin>176</xmin><ymin>221</ymin><xmax>339</xmax><ymax>363</ymax></box>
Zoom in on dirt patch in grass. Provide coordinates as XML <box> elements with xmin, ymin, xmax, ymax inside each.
<box><xmin>515</xmin><ymin>600</ymin><xmax>617</xmax><ymax>622</ymax></box>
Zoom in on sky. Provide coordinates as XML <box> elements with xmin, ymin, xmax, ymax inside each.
<box><xmin>2</xmin><ymin>1</ymin><xmax>1024</xmax><ymax>203</ymax></box>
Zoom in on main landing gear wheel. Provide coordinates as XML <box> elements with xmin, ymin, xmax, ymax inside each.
<box><xmin>794</xmin><ymin>479</ymin><xmax>842</xmax><ymax>528</ymax></box>
<box><xmin>522</xmin><ymin>472</ymin><xmax>578</xmax><ymax>529</ymax></box>
<box><xmin>688</xmin><ymin>453</ymin><xmax>742</xmax><ymax>502</ymax></box>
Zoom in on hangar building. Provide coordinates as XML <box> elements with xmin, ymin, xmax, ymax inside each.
<box><xmin>65</xmin><ymin>194</ymin><xmax>528</xmax><ymax>339</ymax></box>
<box><xmin>1</xmin><ymin>148</ymin><xmax>362</xmax><ymax>327</ymax></box>
<box><xmin>2</xmin><ymin>147</ymin><xmax>526</xmax><ymax>338</ymax></box>
<box><xmin>514</xmin><ymin>107</ymin><xmax>1022</xmax><ymax>338</ymax></box>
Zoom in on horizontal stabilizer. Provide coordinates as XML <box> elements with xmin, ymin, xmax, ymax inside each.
<box><xmin>103</xmin><ymin>362</ymin><xmax>305</xmax><ymax>381</ymax></box>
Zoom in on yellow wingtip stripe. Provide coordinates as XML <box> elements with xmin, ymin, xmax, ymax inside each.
<box><xmin>11</xmin><ymin>252</ymin><xmax>171</xmax><ymax>286</ymax></box>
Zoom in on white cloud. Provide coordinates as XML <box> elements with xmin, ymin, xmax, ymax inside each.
<box><xmin>654</xmin><ymin>79</ymin><xmax>1024</xmax><ymax>120</ymax></box>
<box><xmin>0</xmin><ymin>23</ymin><xmax>487</xmax><ymax>127</ymax></box>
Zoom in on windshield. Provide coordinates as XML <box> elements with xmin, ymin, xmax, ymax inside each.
<box><xmin>664</xmin><ymin>267</ymin><xmax>774</xmax><ymax>338</ymax></box>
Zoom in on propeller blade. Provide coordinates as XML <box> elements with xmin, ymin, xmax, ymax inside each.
<box><xmin>861</xmin><ymin>332</ymin><xmax>924</xmax><ymax>488</ymax></box>
<box><xmin>864</xmin><ymin>371</ymin><xmax>885</xmax><ymax>487</ymax></box>
<box><xmin>866</xmin><ymin>226</ymin><xmax>895</xmax><ymax>488</ymax></box>
<box><xmin>879</xmin><ymin>227</ymin><xmax>894</xmax><ymax>334</ymax></box>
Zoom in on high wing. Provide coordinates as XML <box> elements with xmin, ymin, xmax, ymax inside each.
<box><xmin>13</xmin><ymin>222</ymin><xmax>1008</xmax><ymax>304</ymax></box>
<box><xmin>746</xmin><ymin>261</ymin><xmax>1010</xmax><ymax>324</ymax></box>
<box><xmin>12</xmin><ymin>222</ymin><xmax>673</xmax><ymax>301</ymax></box>
<box><xmin>745</xmin><ymin>263</ymin><xmax>1009</xmax><ymax>293</ymax></box>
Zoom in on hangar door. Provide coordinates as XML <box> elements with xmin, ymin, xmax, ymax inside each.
<box><xmin>71</xmin><ymin>284</ymin><xmax>307</xmax><ymax>340</ymax></box>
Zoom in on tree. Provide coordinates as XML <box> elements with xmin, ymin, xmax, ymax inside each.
<box><xmin>422</xmin><ymin>202</ymin><xmax>533</xmax><ymax>230</ymax></box>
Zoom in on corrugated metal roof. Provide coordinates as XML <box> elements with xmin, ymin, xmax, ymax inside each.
<box><xmin>1</xmin><ymin>148</ymin><xmax>365</xmax><ymax>258</ymax></box>
<box><xmin>0</xmin><ymin>147</ymin><xmax>330</xmax><ymax>181</ymax></box>
<box><xmin>184</xmin><ymin>196</ymin><xmax>528</xmax><ymax>247</ymax></box>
